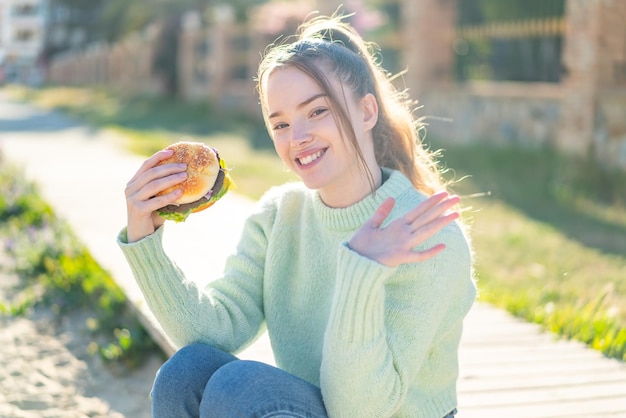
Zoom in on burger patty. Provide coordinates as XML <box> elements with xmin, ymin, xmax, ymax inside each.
<box><xmin>158</xmin><ymin>168</ymin><xmax>225</xmax><ymax>215</ymax></box>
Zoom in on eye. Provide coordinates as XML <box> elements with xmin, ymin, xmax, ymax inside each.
<box><xmin>311</xmin><ymin>107</ymin><xmax>328</xmax><ymax>118</ymax></box>
<box><xmin>272</xmin><ymin>122</ymin><xmax>289</xmax><ymax>131</ymax></box>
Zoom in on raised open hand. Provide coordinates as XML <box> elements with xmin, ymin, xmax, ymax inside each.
<box><xmin>347</xmin><ymin>192</ymin><xmax>461</xmax><ymax>267</ymax></box>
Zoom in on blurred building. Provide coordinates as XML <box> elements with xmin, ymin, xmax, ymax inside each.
<box><xmin>43</xmin><ymin>0</ymin><xmax>102</xmax><ymax>63</ymax></box>
<box><xmin>0</xmin><ymin>0</ymin><xmax>101</xmax><ymax>86</ymax></box>
<box><xmin>0</xmin><ymin>0</ymin><xmax>48</xmax><ymax>85</ymax></box>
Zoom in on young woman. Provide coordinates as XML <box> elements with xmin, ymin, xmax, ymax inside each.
<box><xmin>120</xmin><ymin>14</ymin><xmax>476</xmax><ymax>418</ymax></box>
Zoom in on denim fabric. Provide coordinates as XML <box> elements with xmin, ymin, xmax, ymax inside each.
<box><xmin>151</xmin><ymin>343</ymin><xmax>328</xmax><ymax>418</ymax></box>
<box><xmin>443</xmin><ymin>408</ymin><xmax>458</xmax><ymax>418</ymax></box>
<box><xmin>151</xmin><ymin>343</ymin><xmax>458</xmax><ymax>418</ymax></box>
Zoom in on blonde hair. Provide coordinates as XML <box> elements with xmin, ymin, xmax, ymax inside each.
<box><xmin>256</xmin><ymin>14</ymin><xmax>446</xmax><ymax>195</ymax></box>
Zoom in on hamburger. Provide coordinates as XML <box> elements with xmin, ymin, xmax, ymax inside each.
<box><xmin>155</xmin><ymin>141</ymin><xmax>235</xmax><ymax>222</ymax></box>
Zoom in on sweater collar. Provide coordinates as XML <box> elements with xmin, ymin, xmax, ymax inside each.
<box><xmin>312</xmin><ymin>168</ymin><xmax>413</xmax><ymax>231</ymax></box>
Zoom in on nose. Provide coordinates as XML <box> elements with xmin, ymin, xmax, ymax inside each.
<box><xmin>290</xmin><ymin>121</ymin><xmax>313</xmax><ymax>147</ymax></box>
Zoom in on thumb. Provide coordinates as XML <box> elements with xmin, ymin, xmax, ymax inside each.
<box><xmin>369</xmin><ymin>197</ymin><xmax>395</xmax><ymax>229</ymax></box>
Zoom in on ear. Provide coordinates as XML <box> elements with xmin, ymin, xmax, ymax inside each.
<box><xmin>360</xmin><ymin>93</ymin><xmax>379</xmax><ymax>132</ymax></box>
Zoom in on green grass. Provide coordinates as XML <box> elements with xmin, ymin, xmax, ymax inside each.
<box><xmin>0</xmin><ymin>159</ymin><xmax>161</xmax><ymax>369</ymax></box>
<box><xmin>434</xmin><ymin>141</ymin><xmax>626</xmax><ymax>360</ymax></box>
<box><xmin>4</xmin><ymin>85</ymin><xmax>626</xmax><ymax>361</ymax></box>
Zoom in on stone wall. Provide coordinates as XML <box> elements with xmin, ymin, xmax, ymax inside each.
<box><xmin>595</xmin><ymin>90</ymin><xmax>626</xmax><ymax>168</ymax></box>
<box><xmin>558</xmin><ymin>0</ymin><xmax>626</xmax><ymax>167</ymax></box>
<box><xmin>401</xmin><ymin>0</ymin><xmax>626</xmax><ymax>170</ymax></box>
<box><xmin>592</xmin><ymin>0</ymin><xmax>626</xmax><ymax>169</ymax></box>
<box><xmin>419</xmin><ymin>82</ymin><xmax>562</xmax><ymax>148</ymax></box>
<box><xmin>596</xmin><ymin>0</ymin><xmax>626</xmax><ymax>89</ymax></box>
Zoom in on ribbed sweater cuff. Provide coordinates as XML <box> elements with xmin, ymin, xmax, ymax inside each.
<box><xmin>117</xmin><ymin>227</ymin><xmax>190</xmax><ymax>311</ymax></box>
<box><xmin>328</xmin><ymin>243</ymin><xmax>395</xmax><ymax>343</ymax></box>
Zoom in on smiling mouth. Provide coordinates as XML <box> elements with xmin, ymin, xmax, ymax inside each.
<box><xmin>297</xmin><ymin>149</ymin><xmax>326</xmax><ymax>166</ymax></box>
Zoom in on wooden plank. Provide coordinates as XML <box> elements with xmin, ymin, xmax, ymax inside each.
<box><xmin>463</xmin><ymin>337</ymin><xmax>596</xmax><ymax>350</ymax></box>
<box><xmin>459</xmin><ymin>396</ymin><xmax>626</xmax><ymax>418</ymax></box>
<box><xmin>460</xmin><ymin>348</ymin><xmax>602</xmax><ymax>366</ymax></box>
<box><xmin>461</xmin><ymin>331</ymin><xmax>561</xmax><ymax>346</ymax></box>
<box><xmin>459</xmin><ymin>381</ymin><xmax>626</xmax><ymax>407</ymax></box>
<box><xmin>458</xmin><ymin>368</ymin><xmax>626</xmax><ymax>393</ymax></box>
<box><xmin>458</xmin><ymin>303</ymin><xmax>626</xmax><ymax>417</ymax></box>
<box><xmin>461</xmin><ymin>356</ymin><xmax>622</xmax><ymax>378</ymax></box>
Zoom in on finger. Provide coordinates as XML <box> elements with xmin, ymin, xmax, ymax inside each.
<box><xmin>403</xmin><ymin>191</ymin><xmax>450</xmax><ymax>224</ymax></box>
<box><xmin>369</xmin><ymin>197</ymin><xmax>396</xmax><ymax>229</ymax></box>
<box><xmin>413</xmin><ymin>198</ymin><xmax>460</xmax><ymax>232</ymax></box>
<box><xmin>409</xmin><ymin>243</ymin><xmax>447</xmax><ymax>263</ymax></box>
<box><xmin>127</xmin><ymin>149</ymin><xmax>174</xmax><ymax>184</ymax></box>
<box><xmin>126</xmin><ymin>162</ymin><xmax>187</xmax><ymax>200</ymax></box>
<box><xmin>409</xmin><ymin>211</ymin><xmax>459</xmax><ymax>246</ymax></box>
<box><xmin>145</xmin><ymin>188</ymin><xmax>183</xmax><ymax>212</ymax></box>
<box><xmin>407</xmin><ymin>194</ymin><xmax>460</xmax><ymax>228</ymax></box>
<box><xmin>127</xmin><ymin>186</ymin><xmax>183</xmax><ymax>223</ymax></box>
<box><xmin>131</xmin><ymin>170</ymin><xmax>188</xmax><ymax>203</ymax></box>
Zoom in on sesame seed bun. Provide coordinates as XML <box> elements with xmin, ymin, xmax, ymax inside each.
<box><xmin>156</xmin><ymin>141</ymin><xmax>220</xmax><ymax>204</ymax></box>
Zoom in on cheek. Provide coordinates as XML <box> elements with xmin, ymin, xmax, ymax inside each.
<box><xmin>272</xmin><ymin>137</ymin><xmax>291</xmax><ymax>163</ymax></box>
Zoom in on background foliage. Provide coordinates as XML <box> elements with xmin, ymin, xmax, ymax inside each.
<box><xmin>0</xmin><ymin>158</ymin><xmax>161</xmax><ymax>369</ymax></box>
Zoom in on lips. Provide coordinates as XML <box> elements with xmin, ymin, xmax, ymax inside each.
<box><xmin>297</xmin><ymin>149</ymin><xmax>326</xmax><ymax>166</ymax></box>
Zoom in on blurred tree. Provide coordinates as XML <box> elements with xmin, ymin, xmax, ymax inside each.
<box><xmin>49</xmin><ymin>0</ymin><xmax>266</xmax><ymax>45</ymax></box>
<box><xmin>152</xmin><ymin>14</ymin><xmax>182</xmax><ymax>98</ymax></box>
<box><xmin>96</xmin><ymin>0</ymin><xmax>266</xmax><ymax>42</ymax></box>
<box><xmin>47</xmin><ymin>0</ymin><xmax>265</xmax><ymax>97</ymax></box>
<box><xmin>97</xmin><ymin>0</ymin><xmax>207</xmax><ymax>42</ymax></box>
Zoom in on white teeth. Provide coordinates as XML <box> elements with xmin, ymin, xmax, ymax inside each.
<box><xmin>298</xmin><ymin>150</ymin><xmax>323</xmax><ymax>166</ymax></box>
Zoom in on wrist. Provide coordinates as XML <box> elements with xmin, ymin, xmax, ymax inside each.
<box><xmin>127</xmin><ymin>220</ymin><xmax>156</xmax><ymax>243</ymax></box>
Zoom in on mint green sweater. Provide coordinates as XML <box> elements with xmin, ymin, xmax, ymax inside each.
<box><xmin>118</xmin><ymin>169</ymin><xmax>476</xmax><ymax>418</ymax></box>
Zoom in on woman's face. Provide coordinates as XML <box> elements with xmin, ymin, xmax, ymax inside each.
<box><xmin>264</xmin><ymin>65</ymin><xmax>379</xmax><ymax>207</ymax></box>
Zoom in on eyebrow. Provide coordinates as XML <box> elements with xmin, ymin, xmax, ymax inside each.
<box><xmin>268</xmin><ymin>93</ymin><xmax>328</xmax><ymax>119</ymax></box>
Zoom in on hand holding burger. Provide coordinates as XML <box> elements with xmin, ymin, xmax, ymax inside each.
<box><xmin>125</xmin><ymin>140</ymin><xmax>235</xmax><ymax>242</ymax></box>
<box><xmin>154</xmin><ymin>141</ymin><xmax>235</xmax><ymax>222</ymax></box>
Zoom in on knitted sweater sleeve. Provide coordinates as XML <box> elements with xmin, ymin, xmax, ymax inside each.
<box><xmin>117</xmin><ymin>211</ymin><xmax>269</xmax><ymax>353</ymax></box>
<box><xmin>320</xmin><ymin>224</ymin><xmax>474</xmax><ymax>418</ymax></box>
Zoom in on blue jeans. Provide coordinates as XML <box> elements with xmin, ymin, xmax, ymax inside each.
<box><xmin>151</xmin><ymin>343</ymin><xmax>329</xmax><ymax>418</ymax></box>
